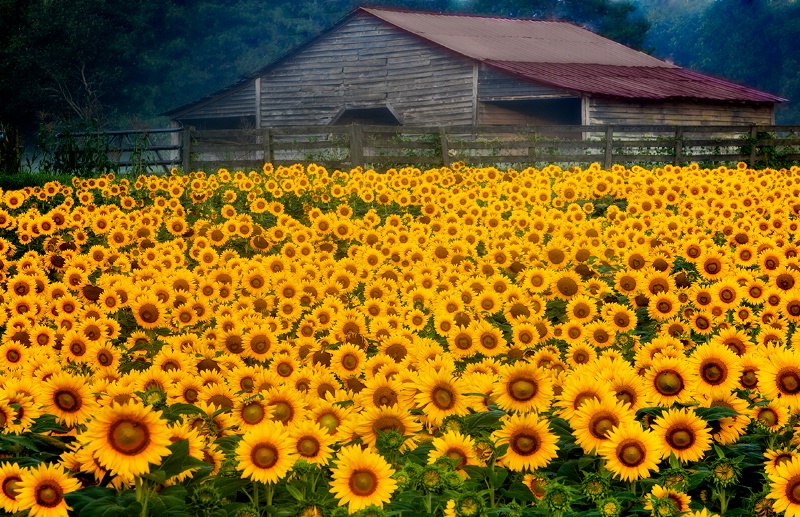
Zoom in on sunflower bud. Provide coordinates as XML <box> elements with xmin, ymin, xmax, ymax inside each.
<box><xmin>581</xmin><ymin>472</ymin><xmax>610</xmax><ymax>501</ymax></box>
<box><xmin>597</xmin><ymin>496</ymin><xmax>623</xmax><ymax>517</ymax></box>
<box><xmin>541</xmin><ymin>482</ymin><xmax>573</xmax><ymax>513</ymax></box>
<box><xmin>710</xmin><ymin>457</ymin><xmax>742</xmax><ymax>487</ymax></box>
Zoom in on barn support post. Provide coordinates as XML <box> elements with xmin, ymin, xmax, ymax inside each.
<box><xmin>262</xmin><ymin>128</ymin><xmax>273</xmax><ymax>164</ymax></box>
<box><xmin>350</xmin><ymin>124</ymin><xmax>364</xmax><ymax>167</ymax></box>
<box><xmin>749</xmin><ymin>125</ymin><xmax>759</xmax><ymax>167</ymax></box>
<box><xmin>603</xmin><ymin>126</ymin><xmax>614</xmax><ymax>170</ymax></box>
<box><xmin>673</xmin><ymin>127</ymin><xmax>684</xmax><ymax>166</ymax></box>
<box><xmin>181</xmin><ymin>128</ymin><xmax>192</xmax><ymax>173</ymax></box>
<box><xmin>439</xmin><ymin>127</ymin><xmax>450</xmax><ymax>166</ymax></box>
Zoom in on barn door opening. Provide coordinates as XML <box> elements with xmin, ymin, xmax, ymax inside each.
<box><xmin>331</xmin><ymin>106</ymin><xmax>402</xmax><ymax>126</ymax></box>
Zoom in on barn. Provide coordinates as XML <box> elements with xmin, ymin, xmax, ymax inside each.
<box><xmin>164</xmin><ymin>6</ymin><xmax>785</xmax><ymax>130</ymax></box>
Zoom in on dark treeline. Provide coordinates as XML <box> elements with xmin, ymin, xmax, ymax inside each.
<box><xmin>0</xmin><ymin>0</ymin><xmax>796</xmax><ymax>141</ymax></box>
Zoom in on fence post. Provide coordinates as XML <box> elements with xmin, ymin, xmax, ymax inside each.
<box><xmin>603</xmin><ymin>126</ymin><xmax>614</xmax><ymax>170</ymax></box>
<box><xmin>262</xmin><ymin>128</ymin><xmax>273</xmax><ymax>164</ymax></box>
<box><xmin>439</xmin><ymin>127</ymin><xmax>450</xmax><ymax>166</ymax></box>
<box><xmin>749</xmin><ymin>125</ymin><xmax>758</xmax><ymax>167</ymax></box>
<box><xmin>673</xmin><ymin>127</ymin><xmax>684</xmax><ymax>166</ymax></box>
<box><xmin>350</xmin><ymin>124</ymin><xmax>363</xmax><ymax>168</ymax></box>
<box><xmin>181</xmin><ymin>128</ymin><xmax>192</xmax><ymax>173</ymax></box>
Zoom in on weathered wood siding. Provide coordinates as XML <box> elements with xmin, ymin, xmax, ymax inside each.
<box><xmin>176</xmin><ymin>81</ymin><xmax>257</xmax><ymax>121</ymax></box>
<box><xmin>478</xmin><ymin>65</ymin><xmax>568</xmax><ymax>101</ymax></box>
<box><xmin>589</xmin><ymin>98</ymin><xmax>775</xmax><ymax>126</ymax></box>
<box><xmin>259</xmin><ymin>13</ymin><xmax>476</xmax><ymax>126</ymax></box>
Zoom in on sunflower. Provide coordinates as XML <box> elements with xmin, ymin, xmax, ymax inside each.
<box><xmin>644</xmin><ymin>484</ymin><xmax>692</xmax><ymax>515</ymax></box>
<box><xmin>697</xmin><ymin>250</ymin><xmax>729</xmax><ymax>281</ymax></box>
<box><xmin>263</xmin><ymin>386</ymin><xmax>306</xmax><ymax>427</ymax></box>
<box><xmin>647</xmin><ymin>292</ymin><xmax>681</xmax><ymax>321</ymax></box>
<box><xmin>492</xmin><ymin>412</ymin><xmax>559</xmax><ymax>472</ymax></box>
<box><xmin>607</xmin><ymin>366</ymin><xmax>648</xmax><ymax>412</ymax></box>
<box><xmin>15</xmin><ymin>463</ymin><xmax>81</xmax><ymax>517</ymax></box>
<box><xmin>767</xmin><ymin>456</ymin><xmax>800</xmax><ymax>517</ymax></box>
<box><xmin>329</xmin><ymin>444</ymin><xmax>397</xmax><ymax>514</ymax></box>
<box><xmin>330</xmin><ymin>343</ymin><xmax>367</xmax><ymax>379</ymax></box>
<box><xmin>40</xmin><ymin>372</ymin><xmax>96</xmax><ymax>427</ymax></box>
<box><xmin>235</xmin><ymin>420</ymin><xmax>295</xmax><ymax>484</ymax></box>
<box><xmin>710</xmin><ymin>327</ymin><xmax>753</xmax><ymax>357</ymax></box>
<box><xmin>604</xmin><ymin>304</ymin><xmax>637</xmax><ymax>332</ymax></box>
<box><xmin>565</xmin><ymin>295</ymin><xmax>597</xmax><ymax>323</ymax></box>
<box><xmin>644</xmin><ymin>355</ymin><xmax>697</xmax><ymax>407</ymax></box>
<box><xmin>765</xmin><ymin>448</ymin><xmax>799</xmax><ymax>479</ymax></box>
<box><xmin>289</xmin><ymin>419</ymin><xmax>334</xmax><ymax>465</ymax></box>
<box><xmin>697</xmin><ymin>392</ymin><xmax>750</xmax><ymax>445</ymax></box>
<box><xmin>571</xmin><ymin>396</ymin><xmax>636</xmax><ymax>454</ymax></box>
<box><xmin>358</xmin><ymin>373</ymin><xmax>408</xmax><ymax>410</ymax></box>
<box><xmin>493</xmin><ymin>362</ymin><xmax>553</xmax><ymax>414</ymax></box>
<box><xmin>651</xmin><ymin>408</ymin><xmax>712</xmax><ymax>463</ymax></box>
<box><xmin>759</xmin><ymin>348</ymin><xmax>800</xmax><ymax>406</ymax></box>
<box><xmin>598</xmin><ymin>422</ymin><xmax>663</xmax><ymax>482</ymax></box>
<box><xmin>471</xmin><ymin>320</ymin><xmax>508</xmax><ymax>357</ymax></box>
<box><xmin>689</xmin><ymin>342</ymin><xmax>743</xmax><ymax>399</ymax></box>
<box><xmin>129</xmin><ymin>293</ymin><xmax>168</xmax><ymax>330</ymax></box>
<box><xmin>428</xmin><ymin>430</ymin><xmax>483</xmax><ymax>473</ymax></box>
<box><xmin>413</xmin><ymin>368</ymin><xmax>469</xmax><ymax>427</ymax></box>
<box><xmin>752</xmin><ymin>400</ymin><xmax>790</xmax><ymax>432</ymax></box>
<box><xmin>0</xmin><ymin>462</ymin><xmax>24</xmax><ymax>514</ymax></box>
<box><xmin>352</xmin><ymin>404</ymin><xmax>423</xmax><ymax>450</ymax></box>
<box><xmin>83</xmin><ymin>400</ymin><xmax>172</xmax><ymax>477</ymax></box>
<box><xmin>550</xmin><ymin>271</ymin><xmax>584</xmax><ymax>300</ymax></box>
<box><xmin>555</xmin><ymin>375</ymin><xmax>612</xmax><ymax>421</ymax></box>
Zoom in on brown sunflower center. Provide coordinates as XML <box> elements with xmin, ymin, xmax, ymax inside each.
<box><xmin>35</xmin><ymin>482</ymin><xmax>63</xmax><ymax>508</ymax></box>
<box><xmin>108</xmin><ymin>419</ymin><xmax>150</xmax><ymax>455</ymax></box>
<box><xmin>654</xmin><ymin>370</ymin><xmax>684</xmax><ymax>396</ymax></box>
<box><xmin>270</xmin><ymin>401</ymin><xmax>293</xmax><ymax>424</ymax></box>
<box><xmin>138</xmin><ymin>303</ymin><xmax>159</xmax><ymax>323</ymax></box>
<box><xmin>758</xmin><ymin>408</ymin><xmax>778</xmax><ymax>427</ymax></box>
<box><xmin>511</xmin><ymin>433</ymin><xmax>540</xmax><ymax>455</ymax></box>
<box><xmin>480</xmin><ymin>334</ymin><xmax>498</xmax><ymax>349</ymax></box>
<box><xmin>318</xmin><ymin>414</ymin><xmax>340</xmax><ymax>434</ymax></box>
<box><xmin>251</xmin><ymin>443</ymin><xmax>279</xmax><ymax>469</ymax></box>
<box><xmin>508</xmin><ymin>379</ymin><xmax>537</xmax><ymax>401</ymax></box>
<box><xmin>342</xmin><ymin>354</ymin><xmax>359</xmax><ymax>371</ymax></box>
<box><xmin>432</xmin><ymin>386</ymin><xmax>455</xmax><ymax>410</ymax></box>
<box><xmin>701</xmin><ymin>362</ymin><xmax>727</xmax><ymax>385</ymax></box>
<box><xmin>666</xmin><ymin>428</ymin><xmax>694</xmax><ymax>449</ymax></box>
<box><xmin>446</xmin><ymin>449</ymin><xmax>467</xmax><ymax>468</ymax></box>
<box><xmin>55</xmin><ymin>390</ymin><xmax>81</xmax><ymax>413</ymax></box>
<box><xmin>372</xmin><ymin>415</ymin><xmax>405</xmax><ymax>434</ymax></box>
<box><xmin>786</xmin><ymin>475</ymin><xmax>800</xmax><ymax>504</ymax></box>
<box><xmin>740</xmin><ymin>369</ymin><xmax>758</xmax><ymax>389</ymax></box>
<box><xmin>373</xmin><ymin>387</ymin><xmax>398</xmax><ymax>407</ymax></box>
<box><xmin>297</xmin><ymin>437</ymin><xmax>321</xmax><ymax>457</ymax></box>
<box><xmin>704</xmin><ymin>259</ymin><xmax>721</xmax><ymax>274</ymax></box>
<box><xmin>556</xmin><ymin>277</ymin><xmax>578</xmax><ymax>297</ymax></box>
<box><xmin>241</xmin><ymin>402</ymin><xmax>265</xmax><ymax>425</ymax></box>
<box><xmin>779</xmin><ymin>370</ymin><xmax>800</xmax><ymax>394</ymax></box>
<box><xmin>2</xmin><ymin>476</ymin><xmax>20</xmax><ymax>499</ymax></box>
<box><xmin>250</xmin><ymin>335</ymin><xmax>269</xmax><ymax>354</ymax></box>
<box><xmin>590</xmin><ymin>415</ymin><xmax>617</xmax><ymax>439</ymax></box>
<box><xmin>350</xmin><ymin>470</ymin><xmax>378</xmax><ymax>496</ymax></box>
<box><xmin>618</xmin><ymin>441</ymin><xmax>645</xmax><ymax>467</ymax></box>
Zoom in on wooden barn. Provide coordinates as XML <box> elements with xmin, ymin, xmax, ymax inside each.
<box><xmin>164</xmin><ymin>6</ymin><xmax>785</xmax><ymax>130</ymax></box>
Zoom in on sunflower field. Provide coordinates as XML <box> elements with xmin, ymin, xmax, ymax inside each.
<box><xmin>0</xmin><ymin>160</ymin><xmax>800</xmax><ymax>517</ymax></box>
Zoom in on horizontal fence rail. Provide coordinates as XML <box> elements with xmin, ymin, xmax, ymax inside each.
<box><xmin>55</xmin><ymin>124</ymin><xmax>800</xmax><ymax>174</ymax></box>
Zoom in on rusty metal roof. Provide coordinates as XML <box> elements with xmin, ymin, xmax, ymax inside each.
<box><xmin>362</xmin><ymin>7</ymin><xmax>785</xmax><ymax>103</ymax></box>
<box><xmin>485</xmin><ymin>62</ymin><xmax>787</xmax><ymax>102</ymax></box>
<box><xmin>362</xmin><ymin>7</ymin><xmax>673</xmax><ymax>66</ymax></box>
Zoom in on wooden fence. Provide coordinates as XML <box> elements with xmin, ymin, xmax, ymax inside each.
<box><xmin>57</xmin><ymin>124</ymin><xmax>800</xmax><ymax>173</ymax></box>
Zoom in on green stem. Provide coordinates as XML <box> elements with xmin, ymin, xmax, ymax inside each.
<box><xmin>719</xmin><ymin>488</ymin><xmax>728</xmax><ymax>515</ymax></box>
<box><xmin>254</xmin><ymin>481</ymin><xmax>259</xmax><ymax>510</ymax></box>
<box><xmin>266</xmin><ymin>482</ymin><xmax>274</xmax><ymax>508</ymax></box>
<box><xmin>135</xmin><ymin>477</ymin><xmax>150</xmax><ymax>517</ymax></box>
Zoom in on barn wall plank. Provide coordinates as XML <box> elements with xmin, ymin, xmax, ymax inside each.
<box><xmin>259</xmin><ymin>13</ymin><xmax>476</xmax><ymax>126</ymax></box>
<box><xmin>589</xmin><ymin>99</ymin><xmax>775</xmax><ymax>126</ymax></box>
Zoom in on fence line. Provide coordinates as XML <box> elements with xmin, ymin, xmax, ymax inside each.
<box><xmin>54</xmin><ymin>124</ymin><xmax>800</xmax><ymax>174</ymax></box>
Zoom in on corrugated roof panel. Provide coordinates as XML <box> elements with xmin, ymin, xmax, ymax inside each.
<box><xmin>485</xmin><ymin>62</ymin><xmax>787</xmax><ymax>102</ymax></box>
<box><xmin>362</xmin><ymin>7</ymin><xmax>672</xmax><ymax>66</ymax></box>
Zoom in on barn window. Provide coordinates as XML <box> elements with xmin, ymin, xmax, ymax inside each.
<box><xmin>331</xmin><ymin>106</ymin><xmax>401</xmax><ymax>126</ymax></box>
<box><xmin>482</xmin><ymin>98</ymin><xmax>582</xmax><ymax>125</ymax></box>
